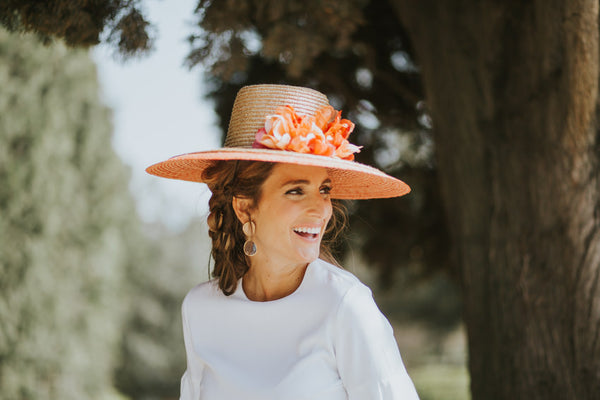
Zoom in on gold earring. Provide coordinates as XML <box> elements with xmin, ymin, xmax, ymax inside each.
<box><xmin>242</xmin><ymin>220</ymin><xmax>257</xmax><ymax>256</ymax></box>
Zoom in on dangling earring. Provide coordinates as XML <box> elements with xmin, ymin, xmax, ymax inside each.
<box><xmin>242</xmin><ymin>220</ymin><xmax>257</xmax><ymax>256</ymax></box>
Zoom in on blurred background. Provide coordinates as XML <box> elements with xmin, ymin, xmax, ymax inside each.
<box><xmin>9</xmin><ymin>0</ymin><xmax>577</xmax><ymax>399</ymax></box>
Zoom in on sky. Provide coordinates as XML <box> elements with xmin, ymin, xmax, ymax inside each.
<box><xmin>93</xmin><ymin>0</ymin><xmax>219</xmax><ymax>231</ymax></box>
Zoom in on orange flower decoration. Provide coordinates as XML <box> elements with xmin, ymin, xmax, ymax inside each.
<box><xmin>253</xmin><ymin>105</ymin><xmax>362</xmax><ymax>161</ymax></box>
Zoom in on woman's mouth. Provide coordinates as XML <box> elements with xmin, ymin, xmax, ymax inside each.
<box><xmin>293</xmin><ymin>226</ymin><xmax>321</xmax><ymax>240</ymax></box>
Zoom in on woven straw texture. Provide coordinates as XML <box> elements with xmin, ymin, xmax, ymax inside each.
<box><xmin>146</xmin><ymin>84</ymin><xmax>410</xmax><ymax>200</ymax></box>
<box><xmin>225</xmin><ymin>85</ymin><xmax>329</xmax><ymax>148</ymax></box>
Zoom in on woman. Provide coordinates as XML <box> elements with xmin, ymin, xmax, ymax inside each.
<box><xmin>147</xmin><ymin>84</ymin><xmax>420</xmax><ymax>399</ymax></box>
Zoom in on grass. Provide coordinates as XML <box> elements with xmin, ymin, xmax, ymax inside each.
<box><xmin>410</xmin><ymin>364</ymin><xmax>470</xmax><ymax>400</ymax></box>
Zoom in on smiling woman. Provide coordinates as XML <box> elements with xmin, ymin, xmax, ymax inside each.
<box><xmin>203</xmin><ymin>161</ymin><xmax>339</xmax><ymax>300</ymax></box>
<box><xmin>146</xmin><ymin>84</ymin><xmax>419</xmax><ymax>399</ymax></box>
<box><xmin>235</xmin><ymin>164</ymin><xmax>334</xmax><ymax>301</ymax></box>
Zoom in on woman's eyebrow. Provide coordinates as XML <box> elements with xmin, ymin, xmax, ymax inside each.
<box><xmin>281</xmin><ymin>178</ymin><xmax>332</xmax><ymax>187</ymax></box>
<box><xmin>281</xmin><ymin>179</ymin><xmax>310</xmax><ymax>187</ymax></box>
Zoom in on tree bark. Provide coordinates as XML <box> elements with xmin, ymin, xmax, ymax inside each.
<box><xmin>393</xmin><ymin>1</ymin><xmax>600</xmax><ymax>398</ymax></box>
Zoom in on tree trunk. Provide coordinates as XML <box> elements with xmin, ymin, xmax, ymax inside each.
<box><xmin>393</xmin><ymin>1</ymin><xmax>600</xmax><ymax>398</ymax></box>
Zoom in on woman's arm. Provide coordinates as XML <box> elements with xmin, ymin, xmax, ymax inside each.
<box><xmin>179</xmin><ymin>295</ymin><xmax>203</xmax><ymax>400</ymax></box>
<box><xmin>333</xmin><ymin>285</ymin><xmax>420</xmax><ymax>400</ymax></box>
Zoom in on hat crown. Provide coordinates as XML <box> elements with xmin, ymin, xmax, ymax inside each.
<box><xmin>224</xmin><ymin>84</ymin><xmax>330</xmax><ymax>148</ymax></box>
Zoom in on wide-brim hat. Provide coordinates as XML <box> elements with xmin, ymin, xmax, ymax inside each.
<box><xmin>146</xmin><ymin>84</ymin><xmax>410</xmax><ymax>200</ymax></box>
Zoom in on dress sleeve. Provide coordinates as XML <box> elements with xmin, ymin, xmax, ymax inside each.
<box><xmin>179</xmin><ymin>296</ymin><xmax>203</xmax><ymax>400</ymax></box>
<box><xmin>333</xmin><ymin>285</ymin><xmax>420</xmax><ymax>400</ymax></box>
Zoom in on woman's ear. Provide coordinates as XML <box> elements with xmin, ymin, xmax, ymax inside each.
<box><xmin>232</xmin><ymin>196</ymin><xmax>252</xmax><ymax>224</ymax></box>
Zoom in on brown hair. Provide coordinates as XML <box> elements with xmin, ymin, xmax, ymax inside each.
<box><xmin>202</xmin><ymin>160</ymin><xmax>346</xmax><ymax>295</ymax></box>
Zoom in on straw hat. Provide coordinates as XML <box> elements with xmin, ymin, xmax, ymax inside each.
<box><xmin>146</xmin><ymin>84</ymin><xmax>410</xmax><ymax>199</ymax></box>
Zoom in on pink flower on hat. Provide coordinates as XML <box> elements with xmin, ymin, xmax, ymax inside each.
<box><xmin>253</xmin><ymin>105</ymin><xmax>362</xmax><ymax>161</ymax></box>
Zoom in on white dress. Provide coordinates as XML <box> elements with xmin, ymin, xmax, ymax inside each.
<box><xmin>180</xmin><ymin>258</ymin><xmax>420</xmax><ymax>400</ymax></box>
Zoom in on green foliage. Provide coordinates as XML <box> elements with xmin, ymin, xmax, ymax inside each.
<box><xmin>187</xmin><ymin>0</ymin><xmax>369</xmax><ymax>78</ymax></box>
<box><xmin>0</xmin><ymin>27</ymin><xmax>141</xmax><ymax>399</ymax></box>
<box><xmin>114</xmin><ymin>221</ymin><xmax>211</xmax><ymax>399</ymax></box>
<box><xmin>0</xmin><ymin>0</ymin><xmax>152</xmax><ymax>56</ymax></box>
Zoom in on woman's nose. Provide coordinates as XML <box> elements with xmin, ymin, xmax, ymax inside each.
<box><xmin>307</xmin><ymin>192</ymin><xmax>332</xmax><ymax>218</ymax></box>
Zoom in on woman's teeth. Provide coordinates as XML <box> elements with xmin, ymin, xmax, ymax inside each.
<box><xmin>293</xmin><ymin>227</ymin><xmax>321</xmax><ymax>235</ymax></box>
<box><xmin>293</xmin><ymin>227</ymin><xmax>321</xmax><ymax>239</ymax></box>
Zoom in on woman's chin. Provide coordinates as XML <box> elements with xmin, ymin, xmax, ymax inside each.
<box><xmin>293</xmin><ymin>247</ymin><xmax>321</xmax><ymax>264</ymax></box>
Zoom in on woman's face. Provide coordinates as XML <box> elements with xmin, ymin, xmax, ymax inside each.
<box><xmin>248</xmin><ymin>163</ymin><xmax>333</xmax><ymax>268</ymax></box>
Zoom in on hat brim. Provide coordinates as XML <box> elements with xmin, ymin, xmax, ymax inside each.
<box><xmin>145</xmin><ymin>148</ymin><xmax>410</xmax><ymax>200</ymax></box>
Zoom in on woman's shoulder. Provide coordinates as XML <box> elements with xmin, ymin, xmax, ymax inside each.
<box><xmin>309</xmin><ymin>258</ymin><xmax>370</xmax><ymax>300</ymax></box>
<box><xmin>182</xmin><ymin>279</ymin><xmax>222</xmax><ymax>309</ymax></box>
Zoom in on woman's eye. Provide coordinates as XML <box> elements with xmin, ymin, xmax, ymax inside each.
<box><xmin>320</xmin><ymin>186</ymin><xmax>332</xmax><ymax>195</ymax></box>
<box><xmin>286</xmin><ymin>187</ymin><xmax>303</xmax><ymax>195</ymax></box>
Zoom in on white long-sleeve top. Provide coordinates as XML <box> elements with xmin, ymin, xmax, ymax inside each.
<box><xmin>180</xmin><ymin>258</ymin><xmax>420</xmax><ymax>400</ymax></box>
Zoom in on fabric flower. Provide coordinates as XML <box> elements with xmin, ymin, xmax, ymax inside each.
<box><xmin>253</xmin><ymin>105</ymin><xmax>361</xmax><ymax>160</ymax></box>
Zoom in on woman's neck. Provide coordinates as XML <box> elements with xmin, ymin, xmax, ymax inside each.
<box><xmin>242</xmin><ymin>259</ymin><xmax>309</xmax><ymax>302</ymax></box>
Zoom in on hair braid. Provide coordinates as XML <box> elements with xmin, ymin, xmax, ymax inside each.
<box><xmin>203</xmin><ymin>161</ymin><xmax>275</xmax><ymax>295</ymax></box>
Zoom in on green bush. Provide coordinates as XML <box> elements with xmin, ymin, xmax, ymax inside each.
<box><xmin>0</xmin><ymin>28</ymin><xmax>143</xmax><ymax>399</ymax></box>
